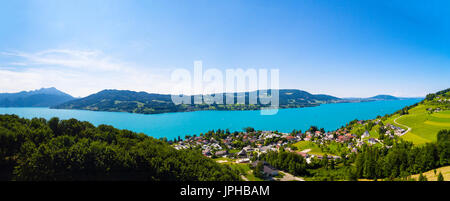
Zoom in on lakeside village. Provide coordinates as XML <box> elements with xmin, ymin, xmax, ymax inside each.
<box><xmin>171</xmin><ymin>118</ymin><xmax>407</xmax><ymax>179</ymax></box>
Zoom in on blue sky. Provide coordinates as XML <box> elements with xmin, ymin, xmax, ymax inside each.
<box><xmin>0</xmin><ymin>0</ymin><xmax>449</xmax><ymax>97</ymax></box>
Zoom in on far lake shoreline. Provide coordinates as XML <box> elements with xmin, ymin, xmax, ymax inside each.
<box><xmin>50</xmin><ymin>97</ymin><xmax>423</xmax><ymax>115</ymax></box>
<box><xmin>0</xmin><ymin>98</ymin><xmax>423</xmax><ymax>139</ymax></box>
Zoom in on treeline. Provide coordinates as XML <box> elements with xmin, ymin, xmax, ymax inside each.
<box><xmin>376</xmin><ymin>88</ymin><xmax>450</xmax><ymax>120</ymax></box>
<box><xmin>257</xmin><ymin>149</ymin><xmax>350</xmax><ymax>180</ymax></box>
<box><xmin>259</xmin><ymin>151</ymin><xmax>308</xmax><ymax>175</ymax></box>
<box><xmin>0</xmin><ymin>114</ymin><xmax>239</xmax><ymax>181</ymax></box>
<box><xmin>425</xmin><ymin>88</ymin><xmax>450</xmax><ymax>101</ymax></box>
<box><xmin>354</xmin><ymin>130</ymin><xmax>449</xmax><ymax>179</ymax></box>
<box><xmin>258</xmin><ymin>150</ymin><xmax>309</xmax><ymax>176</ymax></box>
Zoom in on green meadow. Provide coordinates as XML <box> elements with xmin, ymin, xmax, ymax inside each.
<box><xmin>291</xmin><ymin>141</ymin><xmax>324</xmax><ymax>155</ymax></box>
<box><xmin>350</xmin><ymin>90</ymin><xmax>450</xmax><ymax>146</ymax></box>
<box><xmin>395</xmin><ymin>105</ymin><xmax>450</xmax><ymax>145</ymax></box>
<box><xmin>389</xmin><ymin>91</ymin><xmax>450</xmax><ymax>145</ymax></box>
<box><xmin>224</xmin><ymin>162</ymin><xmax>263</xmax><ymax>181</ymax></box>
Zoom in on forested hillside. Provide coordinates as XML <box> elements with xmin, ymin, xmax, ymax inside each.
<box><xmin>0</xmin><ymin>114</ymin><xmax>239</xmax><ymax>181</ymax></box>
<box><xmin>354</xmin><ymin>132</ymin><xmax>449</xmax><ymax>179</ymax></box>
<box><xmin>52</xmin><ymin>89</ymin><xmax>342</xmax><ymax>114</ymax></box>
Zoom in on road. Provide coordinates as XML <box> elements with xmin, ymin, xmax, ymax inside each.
<box><xmin>393</xmin><ymin>115</ymin><xmax>411</xmax><ymax>136</ymax></box>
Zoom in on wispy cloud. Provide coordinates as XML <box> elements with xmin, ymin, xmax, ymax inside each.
<box><xmin>0</xmin><ymin>49</ymin><xmax>174</xmax><ymax>97</ymax></box>
<box><xmin>1</xmin><ymin>49</ymin><xmax>126</xmax><ymax>72</ymax></box>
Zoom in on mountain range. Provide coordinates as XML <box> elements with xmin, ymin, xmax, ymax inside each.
<box><xmin>0</xmin><ymin>87</ymin><xmax>406</xmax><ymax>114</ymax></box>
<box><xmin>0</xmin><ymin>87</ymin><xmax>75</xmax><ymax>107</ymax></box>
<box><xmin>51</xmin><ymin>89</ymin><xmax>344</xmax><ymax>114</ymax></box>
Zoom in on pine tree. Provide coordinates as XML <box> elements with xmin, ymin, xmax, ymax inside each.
<box><xmin>418</xmin><ymin>173</ymin><xmax>427</xmax><ymax>181</ymax></box>
<box><xmin>437</xmin><ymin>172</ymin><xmax>444</xmax><ymax>181</ymax></box>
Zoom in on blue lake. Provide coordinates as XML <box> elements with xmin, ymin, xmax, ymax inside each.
<box><xmin>0</xmin><ymin>99</ymin><xmax>422</xmax><ymax>139</ymax></box>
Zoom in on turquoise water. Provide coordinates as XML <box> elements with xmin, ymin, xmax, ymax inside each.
<box><xmin>0</xmin><ymin>99</ymin><xmax>421</xmax><ymax>139</ymax></box>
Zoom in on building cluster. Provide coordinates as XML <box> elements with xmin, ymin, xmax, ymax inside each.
<box><xmin>385</xmin><ymin>123</ymin><xmax>406</xmax><ymax>136</ymax></box>
<box><xmin>174</xmin><ymin>128</ymin><xmax>363</xmax><ymax>163</ymax></box>
<box><xmin>173</xmin><ymin>117</ymin><xmax>406</xmax><ymax>167</ymax></box>
<box><xmin>174</xmin><ymin>130</ymin><xmax>295</xmax><ymax>160</ymax></box>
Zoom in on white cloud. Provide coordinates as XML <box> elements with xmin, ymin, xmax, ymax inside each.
<box><xmin>0</xmin><ymin>49</ymin><xmax>175</xmax><ymax>97</ymax></box>
<box><xmin>2</xmin><ymin>49</ymin><xmax>126</xmax><ymax>72</ymax></box>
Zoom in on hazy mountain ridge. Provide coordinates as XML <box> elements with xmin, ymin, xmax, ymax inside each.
<box><xmin>342</xmin><ymin>94</ymin><xmax>411</xmax><ymax>102</ymax></box>
<box><xmin>367</xmin><ymin>95</ymin><xmax>399</xmax><ymax>100</ymax></box>
<box><xmin>1</xmin><ymin>87</ymin><xmax>407</xmax><ymax>114</ymax></box>
<box><xmin>0</xmin><ymin>87</ymin><xmax>75</xmax><ymax>107</ymax></box>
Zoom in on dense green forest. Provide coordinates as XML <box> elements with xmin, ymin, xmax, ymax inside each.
<box><xmin>258</xmin><ymin>150</ymin><xmax>309</xmax><ymax>176</ymax></box>
<box><xmin>52</xmin><ymin>89</ymin><xmax>344</xmax><ymax>114</ymax></box>
<box><xmin>0</xmin><ymin>114</ymin><xmax>239</xmax><ymax>181</ymax></box>
<box><xmin>354</xmin><ymin>130</ymin><xmax>449</xmax><ymax>179</ymax></box>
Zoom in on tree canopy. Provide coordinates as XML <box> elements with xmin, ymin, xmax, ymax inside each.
<box><xmin>0</xmin><ymin>114</ymin><xmax>239</xmax><ymax>181</ymax></box>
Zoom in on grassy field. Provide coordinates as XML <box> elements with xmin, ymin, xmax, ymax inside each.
<box><xmin>349</xmin><ymin>122</ymin><xmax>381</xmax><ymax>138</ymax></box>
<box><xmin>394</xmin><ymin>105</ymin><xmax>450</xmax><ymax>145</ymax></box>
<box><xmin>228</xmin><ymin>149</ymin><xmax>240</xmax><ymax>154</ymax></box>
<box><xmin>409</xmin><ymin>166</ymin><xmax>450</xmax><ymax>181</ymax></box>
<box><xmin>357</xmin><ymin>166</ymin><xmax>450</xmax><ymax>181</ymax></box>
<box><xmin>292</xmin><ymin>141</ymin><xmax>324</xmax><ymax>155</ymax></box>
<box><xmin>214</xmin><ymin>158</ymin><xmax>263</xmax><ymax>181</ymax></box>
<box><xmin>225</xmin><ymin>163</ymin><xmax>263</xmax><ymax>181</ymax></box>
<box><xmin>349</xmin><ymin>94</ymin><xmax>449</xmax><ymax>146</ymax></box>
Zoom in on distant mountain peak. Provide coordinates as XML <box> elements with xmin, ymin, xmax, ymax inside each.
<box><xmin>368</xmin><ymin>95</ymin><xmax>399</xmax><ymax>100</ymax></box>
<box><xmin>28</xmin><ymin>87</ymin><xmax>73</xmax><ymax>97</ymax></box>
<box><xmin>0</xmin><ymin>87</ymin><xmax>75</xmax><ymax>107</ymax></box>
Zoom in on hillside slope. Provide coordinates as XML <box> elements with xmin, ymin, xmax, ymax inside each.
<box><xmin>0</xmin><ymin>114</ymin><xmax>239</xmax><ymax>181</ymax></box>
<box><xmin>409</xmin><ymin>166</ymin><xmax>450</xmax><ymax>181</ymax></box>
<box><xmin>395</xmin><ymin>89</ymin><xmax>450</xmax><ymax>144</ymax></box>
<box><xmin>355</xmin><ymin>88</ymin><xmax>450</xmax><ymax>145</ymax></box>
<box><xmin>53</xmin><ymin>89</ymin><xmax>343</xmax><ymax>114</ymax></box>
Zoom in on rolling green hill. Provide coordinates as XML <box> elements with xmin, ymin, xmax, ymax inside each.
<box><xmin>396</xmin><ymin>89</ymin><xmax>450</xmax><ymax>144</ymax></box>
<box><xmin>52</xmin><ymin>89</ymin><xmax>344</xmax><ymax>114</ymax></box>
<box><xmin>355</xmin><ymin>88</ymin><xmax>450</xmax><ymax>145</ymax></box>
